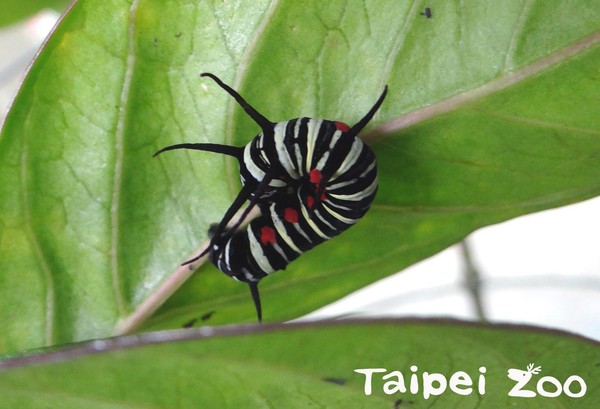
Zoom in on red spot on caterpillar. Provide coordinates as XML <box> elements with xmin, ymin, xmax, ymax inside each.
<box><xmin>306</xmin><ymin>195</ymin><xmax>315</xmax><ymax>209</ymax></box>
<box><xmin>309</xmin><ymin>169</ymin><xmax>322</xmax><ymax>185</ymax></box>
<box><xmin>321</xmin><ymin>192</ymin><xmax>327</xmax><ymax>201</ymax></box>
<box><xmin>284</xmin><ymin>207</ymin><xmax>298</xmax><ymax>223</ymax></box>
<box><xmin>260</xmin><ymin>226</ymin><xmax>276</xmax><ymax>245</ymax></box>
<box><xmin>335</xmin><ymin>121</ymin><xmax>350</xmax><ymax>132</ymax></box>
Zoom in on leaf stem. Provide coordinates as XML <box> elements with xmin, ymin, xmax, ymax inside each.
<box><xmin>460</xmin><ymin>240</ymin><xmax>487</xmax><ymax>322</ymax></box>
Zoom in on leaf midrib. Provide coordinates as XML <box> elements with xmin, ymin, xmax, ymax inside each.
<box><xmin>367</xmin><ymin>30</ymin><xmax>600</xmax><ymax>141</ymax></box>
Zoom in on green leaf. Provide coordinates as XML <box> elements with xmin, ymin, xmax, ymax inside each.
<box><xmin>0</xmin><ymin>0</ymin><xmax>70</xmax><ymax>27</ymax></box>
<box><xmin>1</xmin><ymin>0</ymin><xmax>599</xmax><ymax>354</ymax></box>
<box><xmin>1</xmin><ymin>321</ymin><xmax>598</xmax><ymax>408</ymax></box>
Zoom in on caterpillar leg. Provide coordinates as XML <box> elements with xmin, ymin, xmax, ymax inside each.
<box><xmin>248</xmin><ymin>281</ymin><xmax>262</xmax><ymax>322</ymax></box>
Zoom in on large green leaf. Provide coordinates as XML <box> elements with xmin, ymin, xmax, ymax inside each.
<box><xmin>0</xmin><ymin>0</ymin><xmax>599</xmax><ymax>354</ymax></box>
<box><xmin>0</xmin><ymin>321</ymin><xmax>598</xmax><ymax>408</ymax></box>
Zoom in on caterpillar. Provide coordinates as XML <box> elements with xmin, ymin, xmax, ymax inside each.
<box><xmin>154</xmin><ymin>73</ymin><xmax>387</xmax><ymax>321</ymax></box>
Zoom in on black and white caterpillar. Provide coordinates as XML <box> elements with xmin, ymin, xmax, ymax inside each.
<box><xmin>154</xmin><ymin>73</ymin><xmax>387</xmax><ymax>321</ymax></box>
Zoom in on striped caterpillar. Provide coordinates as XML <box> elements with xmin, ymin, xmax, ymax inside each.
<box><xmin>154</xmin><ymin>73</ymin><xmax>387</xmax><ymax>321</ymax></box>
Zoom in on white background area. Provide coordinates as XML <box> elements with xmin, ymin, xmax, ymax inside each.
<box><xmin>2</xmin><ymin>11</ymin><xmax>598</xmax><ymax>341</ymax></box>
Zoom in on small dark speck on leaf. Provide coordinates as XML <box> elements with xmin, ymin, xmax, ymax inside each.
<box><xmin>322</xmin><ymin>377</ymin><xmax>347</xmax><ymax>385</ymax></box>
<box><xmin>420</xmin><ymin>7</ymin><xmax>432</xmax><ymax>18</ymax></box>
<box><xmin>175</xmin><ymin>32</ymin><xmax>182</xmax><ymax>38</ymax></box>
<box><xmin>183</xmin><ymin>311</ymin><xmax>215</xmax><ymax>328</ymax></box>
<box><xmin>182</xmin><ymin>318</ymin><xmax>197</xmax><ymax>328</ymax></box>
<box><xmin>153</xmin><ymin>38</ymin><xmax>158</xmax><ymax>47</ymax></box>
<box><xmin>394</xmin><ymin>399</ymin><xmax>414</xmax><ymax>408</ymax></box>
<box><xmin>200</xmin><ymin>310</ymin><xmax>215</xmax><ymax>321</ymax></box>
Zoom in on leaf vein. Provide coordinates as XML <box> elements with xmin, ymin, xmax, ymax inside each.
<box><xmin>225</xmin><ymin>0</ymin><xmax>280</xmax><ymax>194</ymax></box>
<box><xmin>21</xmin><ymin>140</ymin><xmax>55</xmax><ymax>345</ymax></box>
<box><xmin>502</xmin><ymin>0</ymin><xmax>535</xmax><ymax>71</ymax></box>
<box><xmin>380</xmin><ymin>0</ymin><xmax>421</xmax><ymax>84</ymax></box>
<box><xmin>110</xmin><ymin>0</ymin><xmax>142</xmax><ymax>317</ymax></box>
